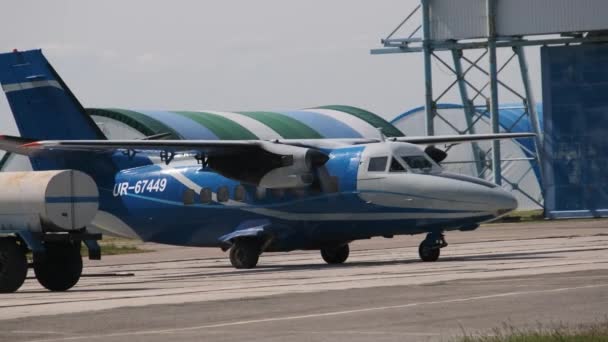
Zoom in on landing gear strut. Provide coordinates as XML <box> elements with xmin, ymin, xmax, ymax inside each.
<box><xmin>418</xmin><ymin>233</ymin><xmax>448</xmax><ymax>262</ymax></box>
<box><xmin>321</xmin><ymin>244</ymin><xmax>349</xmax><ymax>264</ymax></box>
<box><xmin>0</xmin><ymin>238</ymin><xmax>27</xmax><ymax>293</ymax></box>
<box><xmin>229</xmin><ymin>239</ymin><xmax>261</xmax><ymax>269</ymax></box>
<box><xmin>34</xmin><ymin>241</ymin><xmax>83</xmax><ymax>291</ymax></box>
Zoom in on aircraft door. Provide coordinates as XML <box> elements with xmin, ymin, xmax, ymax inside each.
<box><xmin>357</xmin><ymin>148</ymin><xmax>389</xmax><ymax>203</ymax></box>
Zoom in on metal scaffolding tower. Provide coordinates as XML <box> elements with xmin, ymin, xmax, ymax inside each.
<box><xmin>371</xmin><ymin>0</ymin><xmax>608</xmax><ymax>209</ymax></box>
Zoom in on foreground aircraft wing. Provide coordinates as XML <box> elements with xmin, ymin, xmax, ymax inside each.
<box><xmin>18</xmin><ymin>139</ymin><xmax>263</xmax><ymax>154</ymax></box>
<box><xmin>274</xmin><ymin>132</ymin><xmax>536</xmax><ymax>149</ymax></box>
<box><xmin>389</xmin><ymin>132</ymin><xmax>536</xmax><ymax>145</ymax></box>
<box><xmin>0</xmin><ymin>132</ymin><xmax>535</xmax><ymax>155</ymax></box>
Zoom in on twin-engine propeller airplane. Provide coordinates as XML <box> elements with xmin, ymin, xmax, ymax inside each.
<box><xmin>0</xmin><ymin>49</ymin><xmax>530</xmax><ymax>293</ymax></box>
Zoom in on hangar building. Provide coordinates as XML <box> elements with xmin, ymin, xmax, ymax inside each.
<box><xmin>0</xmin><ymin>105</ymin><xmax>400</xmax><ymax>169</ymax></box>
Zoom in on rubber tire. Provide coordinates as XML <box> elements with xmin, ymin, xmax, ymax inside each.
<box><xmin>418</xmin><ymin>241</ymin><xmax>440</xmax><ymax>262</ymax></box>
<box><xmin>321</xmin><ymin>244</ymin><xmax>349</xmax><ymax>264</ymax></box>
<box><xmin>229</xmin><ymin>240</ymin><xmax>260</xmax><ymax>269</ymax></box>
<box><xmin>34</xmin><ymin>242</ymin><xmax>83</xmax><ymax>292</ymax></box>
<box><xmin>0</xmin><ymin>239</ymin><xmax>28</xmax><ymax>293</ymax></box>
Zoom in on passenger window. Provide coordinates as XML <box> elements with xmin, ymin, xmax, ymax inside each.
<box><xmin>183</xmin><ymin>189</ymin><xmax>196</xmax><ymax>205</ymax></box>
<box><xmin>234</xmin><ymin>185</ymin><xmax>246</xmax><ymax>202</ymax></box>
<box><xmin>217</xmin><ymin>186</ymin><xmax>229</xmax><ymax>202</ymax></box>
<box><xmin>368</xmin><ymin>156</ymin><xmax>388</xmax><ymax>172</ymax></box>
<box><xmin>389</xmin><ymin>158</ymin><xmax>406</xmax><ymax>172</ymax></box>
<box><xmin>270</xmin><ymin>188</ymin><xmax>284</xmax><ymax>199</ymax></box>
<box><xmin>402</xmin><ymin>155</ymin><xmax>433</xmax><ymax>172</ymax></box>
<box><xmin>200</xmin><ymin>188</ymin><xmax>212</xmax><ymax>204</ymax></box>
<box><xmin>256</xmin><ymin>187</ymin><xmax>267</xmax><ymax>200</ymax></box>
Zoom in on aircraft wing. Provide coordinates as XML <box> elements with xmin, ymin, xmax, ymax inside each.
<box><xmin>389</xmin><ymin>132</ymin><xmax>536</xmax><ymax>145</ymax></box>
<box><xmin>0</xmin><ymin>132</ymin><xmax>535</xmax><ymax>155</ymax></box>
<box><xmin>273</xmin><ymin>132</ymin><xmax>536</xmax><ymax>149</ymax></box>
<box><xmin>18</xmin><ymin>139</ymin><xmax>263</xmax><ymax>155</ymax></box>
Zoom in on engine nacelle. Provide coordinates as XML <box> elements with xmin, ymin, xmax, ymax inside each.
<box><xmin>0</xmin><ymin>170</ymin><xmax>98</xmax><ymax>232</ymax></box>
<box><xmin>208</xmin><ymin>142</ymin><xmax>329</xmax><ymax>189</ymax></box>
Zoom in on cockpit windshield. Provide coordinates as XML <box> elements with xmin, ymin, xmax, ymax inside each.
<box><xmin>389</xmin><ymin>158</ymin><xmax>406</xmax><ymax>172</ymax></box>
<box><xmin>401</xmin><ymin>155</ymin><xmax>434</xmax><ymax>173</ymax></box>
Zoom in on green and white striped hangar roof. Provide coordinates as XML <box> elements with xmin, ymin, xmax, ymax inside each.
<box><xmin>86</xmin><ymin>105</ymin><xmax>404</xmax><ymax>140</ymax></box>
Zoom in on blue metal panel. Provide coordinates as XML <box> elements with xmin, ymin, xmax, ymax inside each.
<box><xmin>541</xmin><ymin>44</ymin><xmax>608</xmax><ymax>218</ymax></box>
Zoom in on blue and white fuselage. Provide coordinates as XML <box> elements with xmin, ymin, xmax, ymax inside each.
<box><xmin>91</xmin><ymin>141</ymin><xmax>516</xmax><ymax>253</ymax></box>
<box><xmin>0</xmin><ymin>49</ymin><xmax>525</xmax><ymax>270</ymax></box>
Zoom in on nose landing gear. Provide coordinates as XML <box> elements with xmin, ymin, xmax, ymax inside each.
<box><xmin>229</xmin><ymin>239</ymin><xmax>262</xmax><ymax>269</ymax></box>
<box><xmin>418</xmin><ymin>233</ymin><xmax>447</xmax><ymax>262</ymax></box>
<box><xmin>321</xmin><ymin>244</ymin><xmax>350</xmax><ymax>264</ymax></box>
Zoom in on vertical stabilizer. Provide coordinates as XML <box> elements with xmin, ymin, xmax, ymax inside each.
<box><xmin>0</xmin><ymin>49</ymin><xmax>106</xmax><ymax>140</ymax></box>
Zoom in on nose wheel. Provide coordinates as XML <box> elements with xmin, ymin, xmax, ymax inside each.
<box><xmin>418</xmin><ymin>233</ymin><xmax>447</xmax><ymax>262</ymax></box>
<box><xmin>229</xmin><ymin>239</ymin><xmax>261</xmax><ymax>269</ymax></box>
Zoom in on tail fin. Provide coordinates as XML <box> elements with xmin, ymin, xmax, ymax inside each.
<box><xmin>0</xmin><ymin>49</ymin><xmax>106</xmax><ymax>140</ymax></box>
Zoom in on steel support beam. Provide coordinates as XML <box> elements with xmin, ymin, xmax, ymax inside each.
<box><xmin>371</xmin><ymin>35</ymin><xmax>608</xmax><ymax>55</ymax></box>
<box><xmin>487</xmin><ymin>0</ymin><xmax>501</xmax><ymax>185</ymax></box>
<box><xmin>515</xmin><ymin>46</ymin><xmax>543</xmax><ymax>154</ymax></box>
<box><xmin>421</xmin><ymin>0</ymin><xmax>434</xmax><ymax>136</ymax></box>
<box><xmin>451</xmin><ymin>49</ymin><xmax>484</xmax><ymax>176</ymax></box>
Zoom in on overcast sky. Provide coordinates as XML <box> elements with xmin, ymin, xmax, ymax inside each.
<box><xmin>0</xmin><ymin>0</ymin><xmax>543</xmax><ymax>134</ymax></box>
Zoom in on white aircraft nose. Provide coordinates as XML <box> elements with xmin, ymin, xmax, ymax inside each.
<box><xmin>492</xmin><ymin>189</ymin><xmax>518</xmax><ymax>216</ymax></box>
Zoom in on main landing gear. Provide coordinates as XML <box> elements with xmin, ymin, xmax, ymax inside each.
<box><xmin>418</xmin><ymin>233</ymin><xmax>448</xmax><ymax>262</ymax></box>
<box><xmin>229</xmin><ymin>239</ymin><xmax>261</xmax><ymax>269</ymax></box>
<box><xmin>321</xmin><ymin>244</ymin><xmax>349</xmax><ymax>264</ymax></box>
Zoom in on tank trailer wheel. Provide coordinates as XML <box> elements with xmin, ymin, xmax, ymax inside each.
<box><xmin>0</xmin><ymin>239</ymin><xmax>28</xmax><ymax>293</ymax></box>
<box><xmin>321</xmin><ymin>244</ymin><xmax>350</xmax><ymax>264</ymax></box>
<box><xmin>34</xmin><ymin>242</ymin><xmax>83</xmax><ymax>292</ymax></box>
<box><xmin>229</xmin><ymin>239</ymin><xmax>261</xmax><ymax>269</ymax></box>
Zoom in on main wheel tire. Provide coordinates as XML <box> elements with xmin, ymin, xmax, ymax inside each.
<box><xmin>0</xmin><ymin>239</ymin><xmax>28</xmax><ymax>293</ymax></box>
<box><xmin>229</xmin><ymin>240</ymin><xmax>260</xmax><ymax>269</ymax></box>
<box><xmin>321</xmin><ymin>244</ymin><xmax>349</xmax><ymax>264</ymax></box>
<box><xmin>418</xmin><ymin>241</ymin><xmax>440</xmax><ymax>262</ymax></box>
<box><xmin>34</xmin><ymin>242</ymin><xmax>83</xmax><ymax>292</ymax></box>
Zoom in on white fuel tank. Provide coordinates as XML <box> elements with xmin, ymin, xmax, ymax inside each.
<box><xmin>0</xmin><ymin>170</ymin><xmax>99</xmax><ymax>232</ymax></box>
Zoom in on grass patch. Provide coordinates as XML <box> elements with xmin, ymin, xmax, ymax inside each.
<box><xmin>456</xmin><ymin>321</ymin><xmax>608</xmax><ymax>342</ymax></box>
<box><xmin>81</xmin><ymin>243</ymin><xmax>145</xmax><ymax>256</ymax></box>
<box><xmin>493</xmin><ymin>209</ymin><xmax>545</xmax><ymax>223</ymax></box>
<box><xmin>81</xmin><ymin>236</ymin><xmax>149</xmax><ymax>256</ymax></box>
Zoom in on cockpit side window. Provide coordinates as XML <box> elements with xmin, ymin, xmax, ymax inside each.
<box><xmin>368</xmin><ymin>156</ymin><xmax>388</xmax><ymax>172</ymax></box>
<box><xmin>389</xmin><ymin>157</ymin><xmax>406</xmax><ymax>172</ymax></box>
<box><xmin>401</xmin><ymin>155</ymin><xmax>434</xmax><ymax>172</ymax></box>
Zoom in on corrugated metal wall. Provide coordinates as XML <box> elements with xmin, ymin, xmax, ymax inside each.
<box><xmin>429</xmin><ymin>0</ymin><xmax>608</xmax><ymax>41</ymax></box>
<box><xmin>542</xmin><ymin>44</ymin><xmax>608</xmax><ymax>218</ymax></box>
